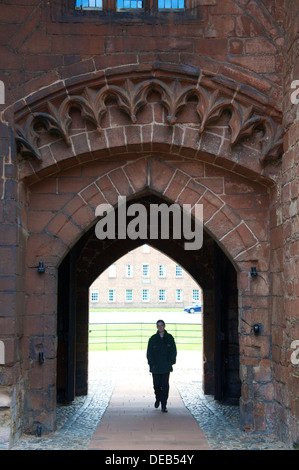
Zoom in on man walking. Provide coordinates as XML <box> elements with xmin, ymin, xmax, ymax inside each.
<box><xmin>146</xmin><ymin>320</ymin><xmax>177</xmax><ymax>412</ymax></box>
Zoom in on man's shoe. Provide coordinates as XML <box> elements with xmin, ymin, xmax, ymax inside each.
<box><xmin>154</xmin><ymin>400</ymin><xmax>160</xmax><ymax>408</ymax></box>
<box><xmin>161</xmin><ymin>407</ymin><xmax>168</xmax><ymax>412</ymax></box>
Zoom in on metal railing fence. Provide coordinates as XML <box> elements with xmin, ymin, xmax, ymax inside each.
<box><xmin>89</xmin><ymin>322</ymin><xmax>202</xmax><ymax>351</ymax></box>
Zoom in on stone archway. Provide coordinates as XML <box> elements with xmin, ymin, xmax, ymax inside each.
<box><xmin>23</xmin><ymin>154</ymin><xmax>272</xmax><ymax>435</ymax></box>
<box><xmin>11</xmin><ymin>67</ymin><xmax>279</xmax><ymax>436</ymax></box>
<box><xmin>56</xmin><ymin>188</ymin><xmax>240</xmax><ymax>408</ymax></box>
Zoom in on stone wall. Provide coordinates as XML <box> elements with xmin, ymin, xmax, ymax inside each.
<box><xmin>0</xmin><ymin>0</ymin><xmax>298</xmax><ymax>447</ymax></box>
<box><xmin>272</xmin><ymin>0</ymin><xmax>299</xmax><ymax>445</ymax></box>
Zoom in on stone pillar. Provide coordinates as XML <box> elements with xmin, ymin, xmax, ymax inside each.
<box><xmin>0</xmin><ymin>122</ymin><xmax>26</xmax><ymax>446</ymax></box>
<box><xmin>274</xmin><ymin>0</ymin><xmax>299</xmax><ymax>445</ymax></box>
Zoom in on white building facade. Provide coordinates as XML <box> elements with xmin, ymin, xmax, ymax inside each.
<box><xmin>89</xmin><ymin>245</ymin><xmax>202</xmax><ymax>309</ymax></box>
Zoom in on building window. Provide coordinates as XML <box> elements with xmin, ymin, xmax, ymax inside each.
<box><xmin>73</xmin><ymin>0</ymin><xmax>189</xmax><ymax>14</ymax></box>
<box><xmin>108</xmin><ymin>264</ymin><xmax>116</xmax><ymax>278</ymax></box>
<box><xmin>142</xmin><ymin>264</ymin><xmax>150</xmax><ymax>277</ymax></box>
<box><xmin>76</xmin><ymin>0</ymin><xmax>103</xmax><ymax>9</ymax></box>
<box><xmin>90</xmin><ymin>289</ymin><xmax>99</xmax><ymax>302</ymax></box>
<box><xmin>108</xmin><ymin>289</ymin><xmax>116</xmax><ymax>302</ymax></box>
<box><xmin>117</xmin><ymin>0</ymin><xmax>143</xmax><ymax>9</ymax></box>
<box><xmin>192</xmin><ymin>289</ymin><xmax>200</xmax><ymax>302</ymax></box>
<box><xmin>159</xmin><ymin>289</ymin><xmax>166</xmax><ymax>302</ymax></box>
<box><xmin>176</xmin><ymin>289</ymin><xmax>183</xmax><ymax>302</ymax></box>
<box><xmin>159</xmin><ymin>265</ymin><xmax>166</xmax><ymax>278</ymax></box>
<box><xmin>142</xmin><ymin>289</ymin><xmax>150</xmax><ymax>302</ymax></box>
<box><xmin>158</xmin><ymin>0</ymin><xmax>184</xmax><ymax>8</ymax></box>
<box><xmin>126</xmin><ymin>264</ymin><xmax>133</xmax><ymax>277</ymax></box>
<box><xmin>175</xmin><ymin>265</ymin><xmax>183</xmax><ymax>277</ymax></box>
<box><xmin>126</xmin><ymin>289</ymin><xmax>133</xmax><ymax>302</ymax></box>
<box><xmin>63</xmin><ymin>1</ymin><xmax>199</xmax><ymax>23</ymax></box>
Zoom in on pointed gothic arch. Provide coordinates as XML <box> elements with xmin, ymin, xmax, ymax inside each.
<box><xmin>12</xmin><ymin>64</ymin><xmax>279</xmax><ymax>436</ymax></box>
<box><xmin>23</xmin><ymin>154</ymin><xmax>272</xmax><ymax>434</ymax></box>
<box><xmin>56</xmin><ymin>188</ymin><xmax>240</xmax><ymax>408</ymax></box>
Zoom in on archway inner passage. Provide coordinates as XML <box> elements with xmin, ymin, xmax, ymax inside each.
<box><xmin>57</xmin><ymin>193</ymin><xmax>241</xmax><ymax>407</ymax></box>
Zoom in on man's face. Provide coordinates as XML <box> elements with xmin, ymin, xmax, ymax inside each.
<box><xmin>157</xmin><ymin>322</ymin><xmax>165</xmax><ymax>334</ymax></box>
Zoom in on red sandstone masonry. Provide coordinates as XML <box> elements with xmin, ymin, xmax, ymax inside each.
<box><xmin>26</xmin><ymin>157</ymin><xmax>270</xmax><ymax>259</ymax></box>
<box><xmin>177</xmin><ymin>180</ymin><xmax>206</xmax><ymax>207</ymax></box>
<box><xmin>124</xmin><ymin>159</ymin><xmax>148</xmax><ymax>192</ymax></box>
<box><xmin>108</xmin><ymin>168</ymin><xmax>134</xmax><ymax>197</ymax></box>
<box><xmin>15</xmin><ymin>73</ymin><xmax>282</xmax><ymax>185</ymax></box>
<box><xmin>199</xmin><ymin>190</ymin><xmax>224</xmax><ymax>223</ymax></box>
<box><xmin>63</xmin><ymin>196</ymin><xmax>95</xmax><ymax>230</ymax></box>
<box><xmin>96</xmin><ymin>175</ymin><xmax>119</xmax><ymax>205</ymax></box>
<box><xmin>26</xmin><ymin>158</ymin><xmax>268</xmax><ymax>279</ymax></box>
<box><xmin>79</xmin><ymin>183</ymin><xmax>104</xmax><ymax>205</ymax></box>
<box><xmin>205</xmin><ymin>207</ymin><xmax>238</xmax><ymax>241</ymax></box>
<box><xmin>1</xmin><ymin>0</ymin><xmax>295</xmax><ymax>446</ymax></box>
<box><xmin>161</xmin><ymin>169</ymin><xmax>188</xmax><ymax>200</ymax></box>
<box><xmin>45</xmin><ymin>212</ymin><xmax>81</xmax><ymax>246</ymax></box>
<box><xmin>17</xmin><ymin>129</ymin><xmax>278</xmax><ymax>187</ymax></box>
<box><xmin>0</xmin><ymin>0</ymin><xmax>284</xmax><ymax>107</ymax></box>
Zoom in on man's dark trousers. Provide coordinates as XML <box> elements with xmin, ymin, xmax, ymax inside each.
<box><xmin>152</xmin><ymin>372</ymin><xmax>170</xmax><ymax>408</ymax></box>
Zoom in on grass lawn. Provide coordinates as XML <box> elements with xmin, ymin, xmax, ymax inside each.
<box><xmin>89</xmin><ymin>323</ymin><xmax>202</xmax><ymax>351</ymax></box>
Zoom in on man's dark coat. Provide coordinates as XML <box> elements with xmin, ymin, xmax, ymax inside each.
<box><xmin>146</xmin><ymin>330</ymin><xmax>177</xmax><ymax>374</ymax></box>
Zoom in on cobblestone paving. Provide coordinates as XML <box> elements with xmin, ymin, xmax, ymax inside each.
<box><xmin>176</xmin><ymin>382</ymin><xmax>290</xmax><ymax>450</ymax></box>
<box><xmin>10</xmin><ymin>378</ymin><xmax>114</xmax><ymax>450</ymax></box>
<box><xmin>9</xmin><ymin>351</ymin><xmax>291</xmax><ymax>450</ymax></box>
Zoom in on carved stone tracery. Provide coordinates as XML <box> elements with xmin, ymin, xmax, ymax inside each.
<box><xmin>13</xmin><ymin>74</ymin><xmax>283</xmax><ymax>167</ymax></box>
